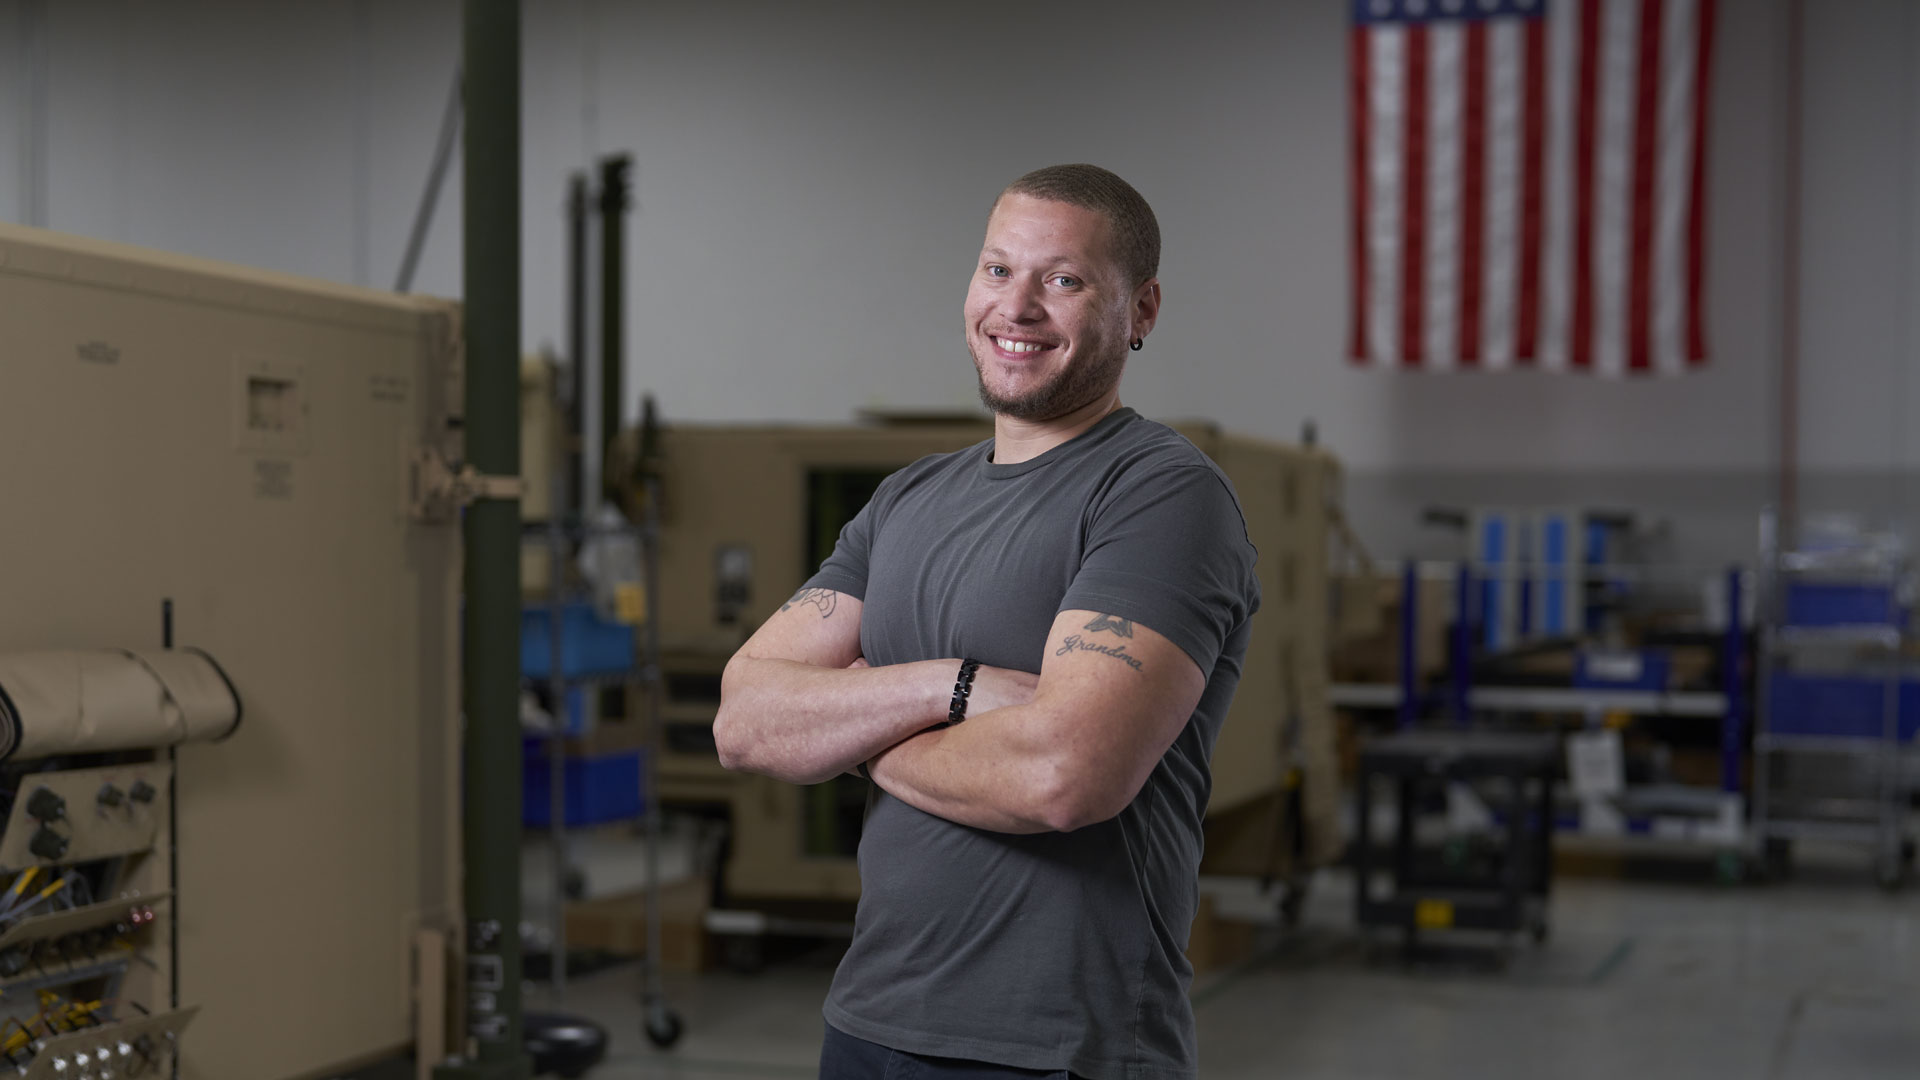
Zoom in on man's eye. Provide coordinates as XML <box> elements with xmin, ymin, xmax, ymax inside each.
<box><xmin>985</xmin><ymin>265</ymin><xmax>1009</xmax><ymax>278</ymax></box>
<box><xmin>1052</xmin><ymin>275</ymin><xmax>1079</xmax><ymax>288</ymax></box>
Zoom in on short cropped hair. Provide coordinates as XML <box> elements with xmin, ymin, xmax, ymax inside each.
<box><xmin>999</xmin><ymin>164</ymin><xmax>1161</xmax><ymax>289</ymax></box>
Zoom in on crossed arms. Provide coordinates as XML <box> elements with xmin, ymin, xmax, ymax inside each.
<box><xmin>713</xmin><ymin>588</ymin><xmax>1205</xmax><ymax>834</ymax></box>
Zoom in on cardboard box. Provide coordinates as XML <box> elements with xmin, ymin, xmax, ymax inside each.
<box><xmin>1331</xmin><ymin>574</ymin><xmax>1453</xmax><ymax>683</ymax></box>
<box><xmin>565</xmin><ymin>877</ymin><xmax>713</xmax><ymax>973</ymax></box>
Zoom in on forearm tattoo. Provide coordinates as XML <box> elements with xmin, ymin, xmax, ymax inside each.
<box><xmin>781</xmin><ymin>587</ymin><xmax>838</xmax><ymax>618</ymax></box>
<box><xmin>1054</xmin><ymin>613</ymin><xmax>1144</xmax><ymax>672</ymax></box>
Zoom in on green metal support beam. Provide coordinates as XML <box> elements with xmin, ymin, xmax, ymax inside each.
<box><xmin>599</xmin><ymin>154</ymin><xmax>632</xmax><ymax>503</ymax></box>
<box><xmin>440</xmin><ymin>0</ymin><xmax>531</xmax><ymax>1076</ymax></box>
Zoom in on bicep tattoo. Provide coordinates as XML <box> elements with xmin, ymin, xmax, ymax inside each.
<box><xmin>1055</xmin><ymin>613</ymin><xmax>1145</xmax><ymax>672</ymax></box>
<box><xmin>781</xmin><ymin>587</ymin><xmax>838</xmax><ymax>619</ymax></box>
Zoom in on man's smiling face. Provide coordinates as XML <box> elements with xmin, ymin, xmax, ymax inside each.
<box><xmin>965</xmin><ymin>193</ymin><xmax>1136</xmax><ymax>422</ymax></box>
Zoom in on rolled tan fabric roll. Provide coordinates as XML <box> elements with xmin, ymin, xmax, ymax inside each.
<box><xmin>0</xmin><ymin>649</ymin><xmax>241</xmax><ymax>762</ymax></box>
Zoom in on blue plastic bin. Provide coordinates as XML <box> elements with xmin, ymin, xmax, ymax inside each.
<box><xmin>1783</xmin><ymin>582</ymin><xmax>1903</xmax><ymax>629</ymax></box>
<box><xmin>1765</xmin><ymin>672</ymin><xmax>1920</xmax><ymax>741</ymax></box>
<box><xmin>544</xmin><ymin>687</ymin><xmax>589</xmax><ymax>736</ymax></box>
<box><xmin>522</xmin><ymin>740</ymin><xmax>646</xmax><ymax>827</ymax></box>
<box><xmin>521</xmin><ymin>602</ymin><xmax>637</xmax><ymax>679</ymax></box>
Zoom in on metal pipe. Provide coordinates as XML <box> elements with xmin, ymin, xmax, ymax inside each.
<box><xmin>1720</xmin><ymin>566</ymin><xmax>1744</xmax><ymax>796</ymax></box>
<box><xmin>1398</xmin><ymin>560</ymin><xmax>1418</xmax><ymax>731</ymax></box>
<box><xmin>598</xmin><ymin>154</ymin><xmax>632</xmax><ymax>502</ymax></box>
<box><xmin>394</xmin><ymin>64</ymin><xmax>464</xmax><ymax>294</ymax></box>
<box><xmin>546</xmin><ymin>462</ymin><xmax>569</xmax><ymax>1004</ymax></box>
<box><xmin>567</xmin><ymin>174</ymin><xmax>589</xmax><ymax>514</ymax></box>
<box><xmin>1776</xmin><ymin>0</ymin><xmax>1804</xmax><ymax>542</ymax></box>
<box><xmin>448</xmin><ymin>0</ymin><xmax>530</xmax><ymax>1075</ymax></box>
<box><xmin>640</xmin><ymin>425</ymin><xmax>669</xmax><ymax>1024</ymax></box>
<box><xmin>1451</xmin><ymin>563</ymin><xmax>1473</xmax><ymax>728</ymax></box>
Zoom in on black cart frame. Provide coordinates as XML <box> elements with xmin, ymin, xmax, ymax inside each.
<box><xmin>1353</xmin><ymin>731</ymin><xmax>1558</xmax><ymax>945</ymax></box>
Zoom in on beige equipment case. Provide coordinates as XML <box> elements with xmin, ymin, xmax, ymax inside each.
<box><xmin>578</xmin><ymin>418</ymin><xmax>1344</xmax><ymax>904</ymax></box>
<box><xmin>0</xmin><ymin>223</ymin><xmax>464</xmax><ymax>1079</ymax></box>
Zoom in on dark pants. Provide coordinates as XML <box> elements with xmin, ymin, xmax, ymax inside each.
<box><xmin>819</xmin><ymin>1023</ymin><xmax>1081</xmax><ymax>1080</ymax></box>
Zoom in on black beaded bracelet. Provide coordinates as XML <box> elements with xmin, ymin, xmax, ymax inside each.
<box><xmin>948</xmin><ymin>658</ymin><xmax>981</xmax><ymax>726</ymax></box>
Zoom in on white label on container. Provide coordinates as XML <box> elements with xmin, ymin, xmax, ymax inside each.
<box><xmin>1586</xmin><ymin>651</ymin><xmax>1644</xmax><ymax>683</ymax></box>
<box><xmin>1566</xmin><ymin>729</ymin><xmax>1624</xmax><ymax>798</ymax></box>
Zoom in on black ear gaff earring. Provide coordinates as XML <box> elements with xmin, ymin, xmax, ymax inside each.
<box><xmin>1129</xmin><ymin>338</ymin><xmax>1143</xmax><ymax>351</ymax></box>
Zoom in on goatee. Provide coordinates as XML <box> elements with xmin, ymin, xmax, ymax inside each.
<box><xmin>973</xmin><ymin>344</ymin><xmax>1128</xmax><ymax>422</ymax></box>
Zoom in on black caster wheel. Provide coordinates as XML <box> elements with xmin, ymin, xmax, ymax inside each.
<box><xmin>525</xmin><ymin>1011</ymin><xmax>608</xmax><ymax>1078</ymax></box>
<box><xmin>1529</xmin><ymin>919</ymin><xmax>1549</xmax><ymax>946</ymax></box>
<box><xmin>645</xmin><ymin>1003</ymin><xmax>685</xmax><ymax>1049</ymax></box>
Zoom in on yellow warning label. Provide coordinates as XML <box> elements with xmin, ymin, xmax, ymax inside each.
<box><xmin>1414</xmin><ymin>899</ymin><xmax>1455</xmax><ymax>929</ymax></box>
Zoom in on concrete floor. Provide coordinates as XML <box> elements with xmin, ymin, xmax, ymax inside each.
<box><xmin>523</xmin><ymin>851</ymin><xmax>1920</xmax><ymax>1080</ymax></box>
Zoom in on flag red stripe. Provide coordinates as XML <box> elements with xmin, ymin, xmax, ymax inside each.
<box><xmin>1571</xmin><ymin>0</ymin><xmax>1603</xmax><ymax>370</ymax></box>
<box><xmin>1349</xmin><ymin>4</ymin><xmax>1712</xmax><ymax>375</ymax></box>
<box><xmin>1686</xmin><ymin>0</ymin><xmax>1715</xmax><ymax>364</ymax></box>
<box><xmin>1400</xmin><ymin>26</ymin><xmax>1429</xmax><ymax>367</ymax></box>
<box><xmin>1458</xmin><ymin>22</ymin><xmax>1487</xmax><ymax>367</ymax></box>
<box><xmin>1350</xmin><ymin>27</ymin><xmax>1371</xmax><ymax>364</ymax></box>
<box><xmin>1627</xmin><ymin>0</ymin><xmax>1664</xmax><ymax>371</ymax></box>
<box><xmin>1516</xmin><ymin>17</ymin><xmax>1546</xmax><ymax>364</ymax></box>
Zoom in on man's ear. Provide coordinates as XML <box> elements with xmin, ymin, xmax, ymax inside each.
<box><xmin>1131</xmin><ymin>279</ymin><xmax>1161</xmax><ymax>343</ymax></box>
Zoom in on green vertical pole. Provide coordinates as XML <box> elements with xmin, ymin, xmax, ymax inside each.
<box><xmin>441</xmin><ymin>1</ymin><xmax>531</xmax><ymax>1077</ymax></box>
<box><xmin>599</xmin><ymin>153</ymin><xmax>631</xmax><ymax>502</ymax></box>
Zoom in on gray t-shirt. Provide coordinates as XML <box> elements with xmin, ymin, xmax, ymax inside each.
<box><xmin>805</xmin><ymin>408</ymin><xmax>1260</xmax><ymax>1080</ymax></box>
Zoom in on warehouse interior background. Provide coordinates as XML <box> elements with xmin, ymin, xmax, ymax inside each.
<box><xmin>8</xmin><ymin>0</ymin><xmax>1917</xmax><ymax>565</ymax></box>
<box><xmin>2</xmin><ymin>0</ymin><xmax>1918</xmax><ymax>1078</ymax></box>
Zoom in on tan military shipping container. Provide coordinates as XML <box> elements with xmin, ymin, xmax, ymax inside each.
<box><xmin>0</xmin><ymin>222</ymin><xmax>464</xmax><ymax>1078</ymax></box>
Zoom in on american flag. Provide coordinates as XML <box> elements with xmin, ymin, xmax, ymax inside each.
<box><xmin>1348</xmin><ymin>0</ymin><xmax>1716</xmax><ymax>375</ymax></box>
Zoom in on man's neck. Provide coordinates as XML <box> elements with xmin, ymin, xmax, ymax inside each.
<box><xmin>991</xmin><ymin>392</ymin><xmax>1123</xmax><ymax>465</ymax></box>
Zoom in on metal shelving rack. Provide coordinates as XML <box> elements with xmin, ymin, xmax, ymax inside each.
<box><xmin>513</xmin><ymin>153</ymin><xmax>683</xmax><ymax>1059</ymax></box>
<box><xmin>523</xmin><ymin>377</ymin><xmax>684</xmax><ymax>1052</ymax></box>
<box><xmin>1752</xmin><ymin>512</ymin><xmax>1917</xmax><ymax>887</ymax></box>
<box><xmin>1330</xmin><ymin>559</ymin><xmax>1749</xmax><ymax>852</ymax></box>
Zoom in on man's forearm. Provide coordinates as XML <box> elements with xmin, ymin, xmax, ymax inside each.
<box><xmin>866</xmin><ymin>706</ymin><xmax>1092</xmax><ymax>834</ymax></box>
<box><xmin>714</xmin><ymin>656</ymin><xmax>953</xmax><ymax>784</ymax></box>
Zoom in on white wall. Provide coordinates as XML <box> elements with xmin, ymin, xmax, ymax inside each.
<box><xmin>4</xmin><ymin>0</ymin><xmax>1916</xmax><ymax>565</ymax></box>
<box><xmin>1797</xmin><ymin>0</ymin><xmax>1920</xmax><ymax>472</ymax></box>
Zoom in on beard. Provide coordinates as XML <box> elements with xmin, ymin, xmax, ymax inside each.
<box><xmin>971</xmin><ymin>336</ymin><xmax>1129</xmax><ymax>422</ymax></box>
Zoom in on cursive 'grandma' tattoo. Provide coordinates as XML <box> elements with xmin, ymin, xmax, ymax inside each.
<box><xmin>781</xmin><ymin>588</ymin><xmax>838</xmax><ymax>618</ymax></box>
<box><xmin>1055</xmin><ymin>634</ymin><xmax>1145</xmax><ymax>672</ymax></box>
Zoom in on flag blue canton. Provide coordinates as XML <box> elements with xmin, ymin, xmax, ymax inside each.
<box><xmin>1351</xmin><ymin>0</ymin><xmax>1547</xmax><ymax>25</ymax></box>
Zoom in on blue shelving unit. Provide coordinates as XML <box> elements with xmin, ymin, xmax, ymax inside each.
<box><xmin>1338</xmin><ymin>559</ymin><xmax>1750</xmax><ymax>851</ymax></box>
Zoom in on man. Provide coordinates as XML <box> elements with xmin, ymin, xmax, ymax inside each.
<box><xmin>715</xmin><ymin>164</ymin><xmax>1260</xmax><ymax>1080</ymax></box>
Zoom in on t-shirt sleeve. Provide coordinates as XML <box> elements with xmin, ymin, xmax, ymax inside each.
<box><xmin>803</xmin><ymin>494</ymin><xmax>878</xmax><ymax>602</ymax></box>
<box><xmin>1060</xmin><ymin>463</ymin><xmax>1260</xmax><ymax>674</ymax></box>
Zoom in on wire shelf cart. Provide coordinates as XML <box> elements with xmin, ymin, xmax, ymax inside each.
<box><xmin>1754</xmin><ymin>512</ymin><xmax>1918</xmax><ymax>888</ymax></box>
